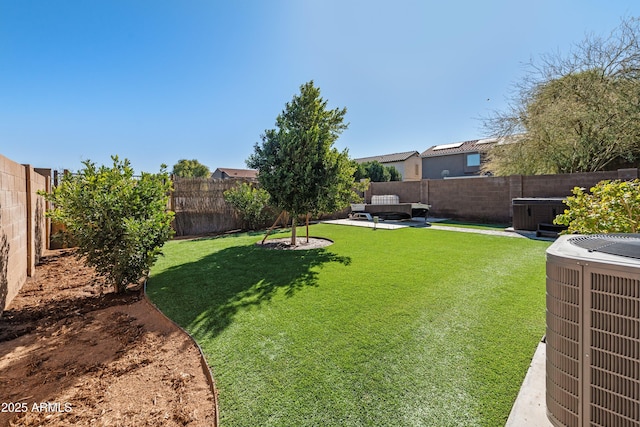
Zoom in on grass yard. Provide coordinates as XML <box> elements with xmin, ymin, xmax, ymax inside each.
<box><xmin>430</xmin><ymin>220</ymin><xmax>511</xmax><ymax>231</ymax></box>
<box><xmin>147</xmin><ymin>223</ymin><xmax>551</xmax><ymax>426</ymax></box>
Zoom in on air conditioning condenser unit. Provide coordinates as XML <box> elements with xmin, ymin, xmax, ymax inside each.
<box><xmin>546</xmin><ymin>234</ymin><xmax>640</xmax><ymax>427</ymax></box>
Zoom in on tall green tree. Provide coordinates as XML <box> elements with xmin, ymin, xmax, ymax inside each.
<box><xmin>172</xmin><ymin>159</ymin><xmax>210</xmax><ymax>178</ymax></box>
<box><xmin>247</xmin><ymin>81</ymin><xmax>355</xmax><ymax>245</ymax></box>
<box><xmin>483</xmin><ymin>17</ymin><xmax>640</xmax><ymax>175</ymax></box>
<box><xmin>353</xmin><ymin>161</ymin><xmax>401</xmax><ymax>182</ymax></box>
<box><xmin>42</xmin><ymin>156</ymin><xmax>174</xmax><ymax>293</ymax></box>
<box><xmin>387</xmin><ymin>165</ymin><xmax>402</xmax><ymax>181</ymax></box>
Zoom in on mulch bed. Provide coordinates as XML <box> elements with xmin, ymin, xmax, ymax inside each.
<box><xmin>0</xmin><ymin>249</ymin><xmax>216</xmax><ymax>426</ymax></box>
<box><xmin>257</xmin><ymin>237</ymin><xmax>333</xmax><ymax>250</ymax></box>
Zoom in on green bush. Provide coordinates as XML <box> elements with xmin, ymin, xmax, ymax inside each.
<box><xmin>554</xmin><ymin>179</ymin><xmax>640</xmax><ymax>233</ymax></box>
<box><xmin>223</xmin><ymin>182</ymin><xmax>272</xmax><ymax>230</ymax></box>
<box><xmin>42</xmin><ymin>156</ymin><xmax>174</xmax><ymax>293</ymax></box>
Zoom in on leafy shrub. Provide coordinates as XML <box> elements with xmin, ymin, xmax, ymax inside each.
<box><xmin>42</xmin><ymin>156</ymin><xmax>174</xmax><ymax>292</ymax></box>
<box><xmin>223</xmin><ymin>182</ymin><xmax>272</xmax><ymax>230</ymax></box>
<box><xmin>554</xmin><ymin>179</ymin><xmax>640</xmax><ymax>233</ymax></box>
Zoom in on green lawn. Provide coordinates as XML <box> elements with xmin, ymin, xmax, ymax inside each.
<box><xmin>147</xmin><ymin>224</ymin><xmax>550</xmax><ymax>426</ymax></box>
<box><xmin>430</xmin><ymin>220</ymin><xmax>511</xmax><ymax>230</ymax></box>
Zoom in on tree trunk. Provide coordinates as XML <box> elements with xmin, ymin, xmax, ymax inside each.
<box><xmin>306</xmin><ymin>213</ymin><xmax>310</xmax><ymax>243</ymax></box>
<box><xmin>291</xmin><ymin>214</ymin><xmax>297</xmax><ymax>246</ymax></box>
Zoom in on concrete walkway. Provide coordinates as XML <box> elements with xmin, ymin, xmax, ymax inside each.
<box><xmin>427</xmin><ymin>224</ymin><xmax>535</xmax><ymax>238</ymax></box>
<box><xmin>323</xmin><ymin>218</ymin><xmax>410</xmax><ymax>230</ymax></box>
<box><xmin>505</xmin><ymin>340</ymin><xmax>552</xmax><ymax>426</ymax></box>
<box><xmin>323</xmin><ymin>218</ymin><xmax>552</xmax><ymax>241</ymax></box>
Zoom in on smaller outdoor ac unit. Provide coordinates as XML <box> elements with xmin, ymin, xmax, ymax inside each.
<box><xmin>546</xmin><ymin>234</ymin><xmax>640</xmax><ymax>427</ymax></box>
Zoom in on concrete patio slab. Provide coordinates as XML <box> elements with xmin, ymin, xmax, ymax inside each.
<box><xmin>322</xmin><ymin>218</ymin><xmax>409</xmax><ymax>229</ymax></box>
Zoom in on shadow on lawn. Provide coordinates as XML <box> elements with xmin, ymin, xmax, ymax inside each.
<box><xmin>148</xmin><ymin>242</ymin><xmax>351</xmax><ymax>338</ymax></box>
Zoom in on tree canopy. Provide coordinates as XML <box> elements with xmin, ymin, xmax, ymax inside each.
<box><xmin>354</xmin><ymin>161</ymin><xmax>402</xmax><ymax>182</ymax></box>
<box><xmin>247</xmin><ymin>81</ymin><xmax>355</xmax><ymax>244</ymax></box>
<box><xmin>483</xmin><ymin>17</ymin><xmax>640</xmax><ymax>176</ymax></box>
<box><xmin>172</xmin><ymin>159</ymin><xmax>210</xmax><ymax>178</ymax></box>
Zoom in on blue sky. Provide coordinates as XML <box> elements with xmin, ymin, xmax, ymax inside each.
<box><xmin>1</xmin><ymin>1</ymin><xmax>637</xmax><ymax>173</ymax></box>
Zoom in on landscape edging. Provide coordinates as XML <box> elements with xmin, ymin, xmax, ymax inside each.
<box><xmin>142</xmin><ymin>280</ymin><xmax>220</xmax><ymax>427</ymax></box>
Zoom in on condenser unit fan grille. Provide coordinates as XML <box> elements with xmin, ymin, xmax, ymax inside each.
<box><xmin>569</xmin><ymin>234</ymin><xmax>640</xmax><ymax>260</ymax></box>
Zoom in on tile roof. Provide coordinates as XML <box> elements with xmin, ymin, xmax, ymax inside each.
<box><xmin>354</xmin><ymin>150</ymin><xmax>420</xmax><ymax>164</ymax></box>
<box><xmin>420</xmin><ymin>138</ymin><xmax>498</xmax><ymax>158</ymax></box>
<box><xmin>215</xmin><ymin>168</ymin><xmax>258</xmax><ymax>178</ymax></box>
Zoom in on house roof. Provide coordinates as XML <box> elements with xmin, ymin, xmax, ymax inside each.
<box><xmin>420</xmin><ymin>138</ymin><xmax>499</xmax><ymax>158</ymax></box>
<box><xmin>354</xmin><ymin>150</ymin><xmax>420</xmax><ymax>164</ymax></box>
<box><xmin>214</xmin><ymin>168</ymin><xmax>258</xmax><ymax>178</ymax></box>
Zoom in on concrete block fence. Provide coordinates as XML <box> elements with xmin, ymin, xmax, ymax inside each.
<box><xmin>0</xmin><ymin>154</ymin><xmax>50</xmax><ymax>314</ymax></box>
<box><xmin>367</xmin><ymin>168</ymin><xmax>637</xmax><ymax>223</ymax></box>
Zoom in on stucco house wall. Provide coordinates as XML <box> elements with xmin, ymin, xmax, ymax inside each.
<box><xmin>354</xmin><ymin>151</ymin><xmax>422</xmax><ymax>181</ymax></box>
<box><xmin>397</xmin><ymin>156</ymin><xmax>422</xmax><ymax>181</ymax></box>
<box><xmin>421</xmin><ymin>139</ymin><xmax>494</xmax><ymax>179</ymax></box>
<box><xmin>422</xmin><ymin>152</ymin><xmax>482</xmax><ymax>179</ymax></box>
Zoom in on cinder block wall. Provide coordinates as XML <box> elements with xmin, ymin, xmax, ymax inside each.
<box><xmin>364</xmin><ymin>180</ymin><xmax>421</xmax><ymax>204</ymax></box>
<box><xmin>427</xmin><ymin>176</ymin><xmax>512</xmax><ymax>223</ymax></box>
<box><xmin>26</xmin><ymin>166</ymin><xmax>49</xmax><ymax>276</ymax></box>
<box><xmin>0</xmin><ymin>154</ymin><xmax>28</xmax><ymax>313</ymax></box>
<box><xmin>521</xmin><ymin>171</ymin><xmax>619</xmax><ymax>198</ymax></box>
<box><xmin>369</xmin><ymin>168</ymin><xmax>639</xmax><ymax>223</ymax></box>
<box><xmin>0</xmin><ymin>155</ymin><xmax>49</xmax><ymax>314</ymax></box>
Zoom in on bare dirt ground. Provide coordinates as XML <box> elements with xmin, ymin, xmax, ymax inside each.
<box><xmin>0</xmin><ymin>249</ymin><xmax>216</xmax><ymax>426</ymax></box>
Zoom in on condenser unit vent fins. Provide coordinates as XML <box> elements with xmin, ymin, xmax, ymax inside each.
<box><xmin>546</xmin><ymin>263</ymin><xmax>582</xmax><ymax>427</ymax></box>
<box><xmin>589</xmin><ymin>271</ymin><xmax>640</xmax><ymax>427</ymax></box>
<box><xmin>546</xmin><ymin>235</ymin><xmax>640</xmax><ymax>427</ymax></box>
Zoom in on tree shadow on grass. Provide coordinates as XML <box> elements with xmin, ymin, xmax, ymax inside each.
<box><xmin>147</xmin><ymin>242</ymin><xmax>351</xmax><ymax>339</ymax></box>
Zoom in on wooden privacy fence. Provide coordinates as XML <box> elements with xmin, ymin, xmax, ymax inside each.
<box><xmin>171</xmin><ymin>177</ymin><xmax>260</xmax><ymax>237</ymax></box>
<box><xmin>170</xmin><ymin>177</ymin><xmax>354</xmax><ymax>237</ymax></box>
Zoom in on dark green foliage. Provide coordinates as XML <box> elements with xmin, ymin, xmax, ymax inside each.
<box><xmin>172</xmin><ymin>159</ymin><xmax>210</xmax><ymax>178</ymax></box>
<box><xmin>247</xmin><ymin>81</ymin><xmax>356</xmax><ymax>244</ymax></box>
<box><xmin>554</xmin><ymin>179</ymin><xmax>640</xmax><ymax>233</ymax></box>
<box><xmin>387</xmin><ymin>165</ymin><xmax>402</xmax><ymax>181</ymax></box>
<box><xmin>42</xmin><ymin>156</ymin><xmax>174</xmax><ymax>293</ymax></box>
<box><xmin>353</xmin><ymin>160</ymin><xmax>401</xmax><ymax>182</ymax></box>
<box><xmin>223</xmin><ymin>182</ymin><xmax>272</xmax><ymax>230</ymax></box>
